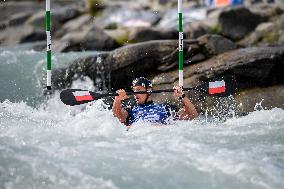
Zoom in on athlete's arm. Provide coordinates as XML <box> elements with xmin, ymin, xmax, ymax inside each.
<box><xmin>173</xmin><ymin>86</ymin><xmax>198</xmax><ymax>120</ymax></box>
<box><xmin>112</xmin><ymin>89</ymin><xmax>129</xmax><ymax>123</ymax></box>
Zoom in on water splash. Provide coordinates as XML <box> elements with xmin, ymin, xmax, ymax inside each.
<box><xmin>254</xmin><ymin>99</ymin><xmax>264</xmax><ymax>111</ymax></box>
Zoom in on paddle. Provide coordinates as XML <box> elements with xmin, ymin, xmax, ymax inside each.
<box><xmin>60</xmin><ymin>80</ymin><xmax>235</xmax><ymax>106</ymax></box>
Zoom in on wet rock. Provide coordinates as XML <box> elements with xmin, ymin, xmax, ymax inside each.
<box><xmin>0</xmin><ymin>1</ymin><xmax>44</xmax><ymax>23</ymax></box>
<box><xmin>55</xmin><ymin>14</ymin><xmax>93</xmax><ymax>38</ymax></box>
<box><xmin>197</xmin><ymin>34</ymin><xmax>238</xmax><ymax>56</ymax></box>
<box><xmin>184</xmin><ymin>21</ymin><xmax>210</xmax><ymax>39</ymax></box>
<box><xmin>151</xmin><ymin>46</ymin><xmax>284</xmax><ymax>114</ymax></box>
<box><xmin>0</xmin><ymin>25</ymin><xmax>45</xmax><ymax>46</ymax></box>
<box><xmin>8</xmin><ymin>12</ymin><xmax>33</xmax><ymax>27</ymax></box>
<box><xmin>26</xmin><ymin>6</ymin><xmax>80</xmax><ymax>32</ymax></box>
<box><xmin>51</xmin><ymin>40</ymin><xmax>198</xmax><ymax>89</ymax></box>
<box><xmin>248</xmin><ymin>3</ymin><xmax>284</xmax><ymax>18</ymax></box>
<box><xmin>219</xmin><ymin>6</ymin><xmax>269</xmax><ymax>40</ymax></box>
<box><xmin>106</xmin><ymin>40</ymin><xmax>198</xmax><ymax>90</ymax></box>
<box><xmin>239</xmin><ymin>14</ymin><xmax>284</xmax><ymax>46</ymax></box>
<box><xmin>51</xmin><ymin>53</ymin><xmax>110</xmax><ymax>89</ymax></box>
<box><xmin>158</xmin><ymin>7</ymin><xmax>207</xmax><ymax>30</ymax></box>
<box><xmin>235</xmin><ymin>85</ymin><xmax>284</xmax><ymax>113</ymax></box>
<box><xmin>53</xmin><ymin>23</ymin><xmax>119</xmax><ymax>52</ymax></box>
<box><xmin>51</xmin><ymin>34</ymin><xmax>237</xmax><ymax>88</ymax></box>
<box><xmin>128</xmin><ymin>27</ymin><xmax>176</xmax><ymax>42</ymax></box>
<box><xmin>152</xmin><ymin>46</ymin><xmax>284</xmax><ymax>90</ymax></box>
<box><xmin>95</xmin><ymin>7</ymin><xmax>161</xmax><ymax>29</ymax></box>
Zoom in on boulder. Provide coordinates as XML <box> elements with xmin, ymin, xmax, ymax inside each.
<box><xmin>239</xmin><ymin>14</ymin><xmax>284</xmax><ymax>46</ymax></box>
<box><xmin>51</xmin><ymin>40</ymin><xmax>198</xmax><ymax>89</ymax></box>
<box><xmin>0</xmin><ymin>1</ymin><xmax>44</xmax><ymax>22</ymax></box>
<box><xmin>197</xmin><ymin>34</ymin><xmax>238</xmax><ymax>56</ymax></box>
<box><xmin>8</xmin><ymin>12</ymin><xmax>33</xmax><ymax>27</ymax></box>
<box><xmin>50</xmin><ymin>35</ymin><xmax>238</xmax><ymax>89</ymax></box>
<box><xmin>95</xmin><ymin>7</ymin><xmax>161</xmax><ymax>29</ymax></box>
<box><xmin>55</xmin><ymin>14</ymin><xmax>93</xmax><ymax>38</ymax></box>
<box><xmin>52</xmin><ymin>23</ymin><xmax>119</xmax><ymax>52</ymax></box>
<box><xmin>128</xmin><ymin>27</ymin><xmax>176</xmax><ymax>42</ymax></box>
<box><xmin>151</xmin><ymin>46</ymin><xmax>284</xmax><ymax>114</ymax></box>
<box><xmin>158</xmin><ymin>7</ymin><xmax>207</xmax><ymax>30</ymax></box>
<box><xmin>235</xmin><ymin>85</ymin><xmax>284</xmax><ymax>112</ymax></box>
<box><xmin>248</xmin><ymin>3</ymin><xmax>284</xmax><ymax>18</ymax></box>
<box><xmin>0</xmin><ymin>25</ymin><xmax>45</xmax><ymax>46</ymax></box>
<box><xmin>152</xmin><ymin>46</ymin><xmax>284</xmax><ymax>89</ymax></box>
<box><xmin>26</xmin><ymin>6</ymin><xmax>80</xmax><ymax>32</ymax></box>
<box><xmin>219</xmin><ymin>6</ymin><xmax>268</xmax><ymax>40</ymax></box>
<box><xmin>184</xmin><ymin>21</ymin><xmax>210</xmax><ymax>39</ymax></box>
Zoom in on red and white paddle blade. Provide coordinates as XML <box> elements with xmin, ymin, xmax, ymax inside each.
<box><xmin>72</xmin><ymin>90</ymin><xmax>94</xmax><ymax>102</ymax></box>
<box><xmin>209</xmin><ymin>80</ymin><xmax>226</xmax><ymax>94</ymax></box>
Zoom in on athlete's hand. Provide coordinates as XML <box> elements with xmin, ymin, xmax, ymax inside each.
<box><xmin>115</xmin><ymin>89</ymin><xmax>129</xmax><ymax>101</ymax></box>
<box><xmin>173</xmin><ymin>85</ymin><xmax>184</xmax><ymax>98</ymax></box>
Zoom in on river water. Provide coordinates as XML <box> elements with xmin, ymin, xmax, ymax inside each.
<box><xmin>0</xmin><ymin>46</ymin><xmax>283</xmax><ymax>189</ymax></box>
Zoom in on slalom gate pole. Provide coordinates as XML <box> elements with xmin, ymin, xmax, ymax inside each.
<box><xmin>46</xmin><ymin>0</ymin><xmax>52</xmax><ymax>90</ymax></box>
<box><xmin>178</xmin><ymin>0</ymin><xmax>184</xmax><ymax>87</ymax></box>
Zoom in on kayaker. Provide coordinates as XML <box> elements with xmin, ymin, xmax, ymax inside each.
<box><xmin>112</xmin><ymin>77</ymin><xmax>198</xmax><ymax>126</ymax></box>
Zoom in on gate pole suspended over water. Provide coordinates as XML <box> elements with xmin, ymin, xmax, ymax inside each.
<box><xmin>178</xmin><ymin>0</ymin><xmax>184</xmax><ymax>87</ymax></box>
<box><xmin>46</xmin><ymin>0</ymin><xmax>52</xmax><ymax>90</ymax></box>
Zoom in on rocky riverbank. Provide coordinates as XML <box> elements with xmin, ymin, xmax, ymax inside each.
<box><xmin>0</xmin><ymin>0</ymin><xmax>283</xmax><ymax>115</ymax></box>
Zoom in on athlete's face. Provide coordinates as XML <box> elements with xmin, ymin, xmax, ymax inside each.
<box><xmin>132</xmin><ymin>86</ymin><xmax>149</xmax><ymax>104</ymax></box>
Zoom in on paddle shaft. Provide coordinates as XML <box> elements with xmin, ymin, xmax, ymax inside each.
<box><xmin>96</xmin><ymin>87</ymin><xmax>200</xmax><ymax>98</ymax></box>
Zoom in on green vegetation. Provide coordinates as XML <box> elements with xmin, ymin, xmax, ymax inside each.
<box><xmin>115</xmin><ymin>34</ymin><xmax>133</xmax><ymax>46</ymax></box>
<box><xmin>105</xmin><ymin>23</ymin><xmax>118</xmax><ymax>30</ymax></box>
<box><xmin>263</xmin><ymin>32</ymin><xmax>279</xmax><ymax>44</ymax></box>
<box><xmin>209</xmin><ymin>25</ymin><xmax>222</xmax><ymax>35</ymax></box>
<box><xmin>85</xmin><ymin>0</ymin><xmax>102</xmax><ymax>16</ymax></box>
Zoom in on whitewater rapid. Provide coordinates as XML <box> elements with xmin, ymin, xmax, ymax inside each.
<box><xmin>0</xmin><ymin>46</ymin><xmax>283</xmax><ymax>189</ymax></box>
<box><xmin>0</xmin><ymin>92</ymin><xmax>284</xmax><ymax>189</ymax></box>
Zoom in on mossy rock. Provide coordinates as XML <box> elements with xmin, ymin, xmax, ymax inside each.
<box><xmin>105</xmin><ymin>23</ymin><xmax>118</xmax><ymax>30</ymax></box>
<box><xmin>209</xmin><ymin>25</ymin><xmax>221</xmax><ymax>35</ymax></box>
<box><xmin>85</xmin><ymin>0</ymin><xmax>102</xmax><ymax>16</ymax></box>
<box><xmin>262</xmin><ymin>32</ymin><xmax>279</xmax><ymax>44</ymax></box>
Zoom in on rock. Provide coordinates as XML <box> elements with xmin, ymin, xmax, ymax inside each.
<box><xmin>0</xmin><ymin>1</ymin><xmax>44</xmax><ymax>23</ymax></box>
<box><xmin>184</xmin><ymin>21</ymin><xmax>210</xmax><ymax>39</ymax></box>
<box><xmin>0</xmin><ymin>21</ymin><xmax>8</xmax><ymax>31</ymax></box>
<box><xmin>0</xmin><ymin>25</ymin><xmax>45</xmax><ymax>46</ymax></box>
<box><xmin>239</xmin><ymin>14</ymin><xmax>284</xmax><ymax>46</ymax></box>
<box><xmin>248</xmin><ymin>3</ymin><xmax>284</xmax><ymax>18</ymax></box>
<box><xmin>52</xmin><ymin>23</ymin><xmax>119</xmax><ymax>52</ymax></box>
<box><xmin>50</xmin><ymin>34</ymin><xmax>237</xmax><ymax>88</ymax></box>
<box><xmin>26</xmin><ymin>6</ymin><xmax>80</xmax><ymax>32</ymax></box>
<box><xmin>55</xmin><ymin>14</ymin><xmax>93</xmax><ymax>38</ymax></box>
<box><xmin>106</xmin><ymin>40</ymin><xmax>199</xmax><ymax>89</ymax></box>
<box><xmin>8</xmin><ymin>12</ymin><xmax>33</xmax><ymax>27</ymax></box>
<box><xmin>152</xmin><ymin>46</ymin><xmax>284</xmax><ymax>89</ymax></box>
<box><xmin>197</xmin><ymin>34</ymin><xmax>238</xmax><ymax>56</ymax></box>
<box><xmin>128</xmin><ymin>27</ymin><xmax>176</xmax><ymax>42</ymax></box>
<box><xmin>235</xmin><ymin>85</ymin><xmax>284</xmax><ymax>112</ymax></box>
<box><xmin>158</xmin><ymin>7</ymin><xmax>207</xmax><ymax>30</ymax></box>
<box><xmin>219</xmin><ymin>6</ymin><xmax>268</xmax><ymax>40</ymax></box>
<box><xmin>151</xmin><ymin>46</ymin><xmax>284</xmax><ymax>114</ymax></box>
<box><xmin>51</xmin><ymin>40</ymin><xmax>199</xmax><ymax>89</ymax></box>
<box><xmin>104</xmin><ymin>28</ymin><xmax>130</xmax><ymax>46</ymax></box>
<box><xmin>0</xmin><ymin>12</ymin><xmax>33</xmax><ymax>31</ymax></box>
<box><xmin>51</xmin><ymin>52</ymin><xmax>111</xmax><ymax>89</ymax></box>
<box><xmin>95</xmin><ymin>7</ymin><xmax>161</xmax><ymax>29</ymax></box>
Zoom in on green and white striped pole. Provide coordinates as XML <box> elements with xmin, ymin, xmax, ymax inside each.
<box><xmin>178</xmin><ymin>0</ymin><xmax>183</xmax><ymax>87</ymax></box>
<box><xmin>46</xmin><ymin>0</ymin><xmax>52</xmax><ymax>90</ymax></box>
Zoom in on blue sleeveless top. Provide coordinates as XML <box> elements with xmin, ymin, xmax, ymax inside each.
<box><xmin>126</xmin><ymin>101</ymin><xmax>178</xmax><ymax>125</ymax></box>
